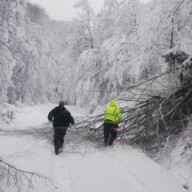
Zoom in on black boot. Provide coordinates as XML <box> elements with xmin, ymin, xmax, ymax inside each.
<box><xmin>109</xmin><ymin>137</ymin><xmax>114</xmax><ymax>145</ymax></box>
<box><xmin>54</xmin><ymin>140</ymin><xmax>60</xmax><ymax>155</ymax></box>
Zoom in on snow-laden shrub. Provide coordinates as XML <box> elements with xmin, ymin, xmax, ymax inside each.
<box><xmin>180</xmin><ymin>56</ymin><xmax>192</xmax><ymax>86</ymax></box>
<box><xmin>146</xmin><ymin>120</ymin><xmax>192</xmax><ymax>191</ymax></box>
<box><xmin>0</xmin><ymin>103</ymin><xmax>18</xmax><ymax>126</ymax></box>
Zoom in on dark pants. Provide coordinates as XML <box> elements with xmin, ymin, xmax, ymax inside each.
<box><xmin>104</xmin><ymin>122</ymin><xmax>117</xmax><ymax>145</ymax></box>
<box><xmin>54</xmin><ymin>127</ymin><xmax>67</xmax><ymax>153</ymax></box>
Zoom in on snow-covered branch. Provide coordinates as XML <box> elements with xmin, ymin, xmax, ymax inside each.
<box><xmin>0</xmin><ymin>157</ymin><xmax>55</xmax><ymax>191</ymax></box>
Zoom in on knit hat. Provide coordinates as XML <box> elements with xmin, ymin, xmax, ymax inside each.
<box><xmin>59</xmin><ymin>101</ymin><xmax>65</xmax><ymax>106</ymax></box>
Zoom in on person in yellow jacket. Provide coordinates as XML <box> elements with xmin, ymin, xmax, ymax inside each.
<box><xmin>103</xmin><ymin>99</ymin><xmax>122</xmax><ymax>146</ymax></box>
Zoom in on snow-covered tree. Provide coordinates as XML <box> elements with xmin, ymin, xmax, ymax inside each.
<box><xmin>74</xmin><ymin>0</ymin><xmax>95</xmax><ymax>49</ymax></box>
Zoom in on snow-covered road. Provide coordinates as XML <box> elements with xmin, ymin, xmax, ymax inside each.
<box><xmin>0</xmin><ymin>104</ymin><xmax>187</xmax><ymax>192</ymax></box>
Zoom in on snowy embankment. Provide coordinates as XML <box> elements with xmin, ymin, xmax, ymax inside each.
<box><xmin>0</xmin><ymin>104</ymin><xmax>187</xmax><ymax>192</ymax></box>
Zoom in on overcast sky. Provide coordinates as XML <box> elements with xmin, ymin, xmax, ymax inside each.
<box><xmin>27</xmin><ymin>0</ymin><xmax>150</xmax><ymax>21</ymax></box>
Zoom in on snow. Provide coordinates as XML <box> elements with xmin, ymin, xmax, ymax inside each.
<box><xmin>3</xmin><ymin>104</ymin><xmax>89</xmax><ymax>130</ymax></box>
<box><xmin>157</xmin><ymin>124</ymin><xmax>192</xmax><ymax>190</ymax></box>
<box><xmin>66</xmin><ymin>147</ymin><xmax>186</xmax><ymax>192</ymax></box>
<box><xmin>0</xmin><ymin>104</ymin><xmax>187</xmax><ymax>192</ymax></box>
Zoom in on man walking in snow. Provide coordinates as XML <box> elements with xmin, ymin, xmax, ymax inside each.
<box><xmin>48</xmin><ymin>101</ymin><xmax>74</xmax><ymax>155</ymax></box>
<box><xmin>103</xmin><ymin>99</ymin><xmax>122</xmax><ymax>146</ymax></box>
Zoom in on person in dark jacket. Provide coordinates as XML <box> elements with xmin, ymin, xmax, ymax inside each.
<box><xmin>48</xmin><ymin>101</ymin><xmax>74</xmax><ymax>155</ymax></box>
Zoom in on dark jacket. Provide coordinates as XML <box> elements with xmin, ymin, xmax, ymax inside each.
<box><xmin>48</xmin><ymin>106</ymin><xmax>74</xmax><ymax>128</ymax></box>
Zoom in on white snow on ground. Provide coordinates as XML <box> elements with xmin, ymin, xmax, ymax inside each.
<box><xmin>0</xmin><ymin>104</ymin><xmax>187</xmax><ymax>192</ymax></box>
<box><xmin>2</xmin><ymin>104</ymin><xmax>88</xmax><ymax>130</ymax></box>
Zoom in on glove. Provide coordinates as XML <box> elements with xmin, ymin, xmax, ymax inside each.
<box><xmin>113</xmin><ymin>124</ymin><xmax>119</xmax><ymax>132</ymax></box>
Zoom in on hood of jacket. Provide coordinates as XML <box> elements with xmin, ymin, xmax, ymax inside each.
<box><xmin>109</xmin><ymin>99</ymin><xmax>117</xmax><ymax>107</ymax></box>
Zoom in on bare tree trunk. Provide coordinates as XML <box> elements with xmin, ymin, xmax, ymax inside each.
<box><xmin>170</xmin><ymin>18</ymin><xmax>174</xmax><ymax>49</ymax></box>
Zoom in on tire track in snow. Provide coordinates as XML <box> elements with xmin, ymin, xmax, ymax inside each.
<box><xmin>100</xmin><ymin>152</ymin><xmax>146</xmax><ymax>192</ymax></box>
<box><xmin>62</xmin><ymin>145</ymin><xmax>186</xmax><ymax>192</ymax></box>
<box><xmin>64</xmin><ymin>148</ymin><xmax>146</xmax><ymax>192</ymax></box>
<box><xmin>45</xmin><ymin>144</ymin><xmax>74</xmax><ymax>192</ymax></box>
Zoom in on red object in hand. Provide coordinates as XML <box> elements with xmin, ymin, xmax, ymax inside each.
<box><xmin>114</xmin><ymin>124</ymin><xmax>119</xmax><ymax>132</ymax></box>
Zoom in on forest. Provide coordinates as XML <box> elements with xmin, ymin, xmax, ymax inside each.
<box><xmin>1</xmin><ymin>0</ymin><xmax>192</xmax><ymax>191</ymax></box>
<box><xmin>0</xmin><ymin>0</ymin><xmax>191</xmax><ymax>108</ymax></box>
<box><xmin>1</xmin><ymin>0</ymin><xmax>192</xmax><ymax>147</ymax></box>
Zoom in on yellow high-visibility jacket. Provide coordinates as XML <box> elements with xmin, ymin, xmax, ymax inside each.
<box><xmin>104</xmin><ymin>100</ymin><xmax>122</xmax><ymax>123</ymax></box>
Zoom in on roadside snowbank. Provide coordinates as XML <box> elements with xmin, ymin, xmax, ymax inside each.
<box><xmin>156</xmin><ymin>123</ymin><xmax>192</xmax><ymax>191</ymax></box>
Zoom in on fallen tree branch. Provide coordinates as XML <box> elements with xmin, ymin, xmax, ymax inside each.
<box><xmin>72</xmin><ymin>81</ymin><xmax>192</xmax><ymax>152</ymax></box>
<box><xmin>0</xmin><ymin>157</ymin><xmax>56</xmax><ymax>191</ymax></box>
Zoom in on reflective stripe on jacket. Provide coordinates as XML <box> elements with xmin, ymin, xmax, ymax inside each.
<box><xmin>104</xmin><ymin>100</ymin><xmax>122</xmax><ymax>123</ymax></box>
